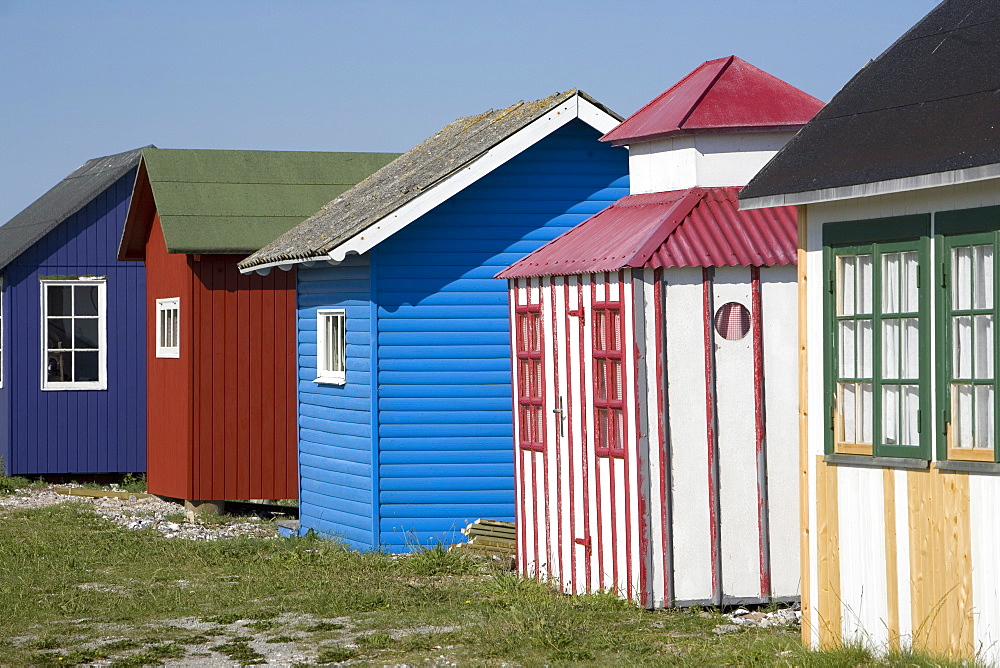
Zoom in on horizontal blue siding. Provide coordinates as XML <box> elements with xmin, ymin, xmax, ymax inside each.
<box><xmin>4</xmin><ymin>169</ymin><xmax>146</xmax><ymax>475</ymax></box>
<box><xmin>296</xmin><ymin>255</ymin><xmax>375</xmax><ymax>547</ymax></box>
<box><xmin>375</xmin><ymin>119</ymin><xmax>628</xmax><ymax>550</ymax></box>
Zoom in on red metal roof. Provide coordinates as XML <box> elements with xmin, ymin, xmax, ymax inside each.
<box><xmin>601</xmin><ymin>56</ymin><xmax>824</xmax><ymax>146</ymax></box>
<box><xmin>497</xmin><ymin>187</ymin><xmax>797</xmax><ymax>278</ymax></box>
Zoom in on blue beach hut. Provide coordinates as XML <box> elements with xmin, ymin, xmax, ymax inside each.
<box><xmin>0</xmin><ymin>147</ymin><xmax>148</xmax><ymax>476</ymax></box>
<box><xmin>239</xmin><ymin>91</ymin><xmax>628</xmax><ymax>550</ymax></box>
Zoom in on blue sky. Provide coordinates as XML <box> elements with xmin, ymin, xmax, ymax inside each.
<box><xmin>1</xmin><ymin>1</ymin><xmax>939</xmax><ymax>225</ymax></box>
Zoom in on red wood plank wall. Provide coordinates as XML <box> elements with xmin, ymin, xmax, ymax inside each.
<box><xmin>189</xmin><ymin>256</ymin><xmax>297</xmax><ymax>501</ymax></box>
<box><xmin>145</xmin><ymin>213</ymin><xmax>194</xmax><ymax>498</ymax></box>
<box><xmin>144</xmin><ymin>215</ymin><xmax>298</xmax><ymax>501</ymax></box>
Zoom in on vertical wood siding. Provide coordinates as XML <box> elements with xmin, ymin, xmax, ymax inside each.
<box><xmin>145</xmin><ymin>228</ymin><xmax>297</xmax><ymax>500</ymax></box>
<box><xmin>760</xmin><ymin>266</ymin><xmax>800</xmax><ymax>599</ymax></box>
<box><xmin>4</xmin><ymin>170</ymin><xmax>146</xmax><ymax>475</ymax></box>
<box><xmin>145</xmin><ymin>213</ymin><xmax>193</xmax><ymax>497</ymax></box>
<box><xmin>189</xmin><ymin>255</ymin><xmax>297</xmax><ymax>501</ymax></box>
<box><xmin>513</xmin><ymin>272</ymin><xmax>645</xmax><ymax>603</ymax></box>
<box><xmin>297</xmin><ymin>256</ymin><xmax>375</xmax><ymax>549</ymax></box>
<box><xmin>373</xmin><ymin>120</ymin><xmax>628</xmax><ymax>550</ymax></box>
<box><xmin>512</xmin><ymin>263</ymin><xmax>800</xmax><ymax>609</ymax></box>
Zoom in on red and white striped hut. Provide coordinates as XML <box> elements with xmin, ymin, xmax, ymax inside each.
<box><xmin>498</xmin><ymin>56</ymin><xmax>823</xmax><ymax>608</ymax></box>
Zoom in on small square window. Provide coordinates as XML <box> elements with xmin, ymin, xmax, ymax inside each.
<box><xmin>316</xmin><ymin>309</ymin><xmax>346</xmax><ymax>384</ymax></box>
<box><xmin>155</xmin><ymin>298</ymin><xmax>180</xmax><ymax>358</ymax></box>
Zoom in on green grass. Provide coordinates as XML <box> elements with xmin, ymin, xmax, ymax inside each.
<box><xmin>0</xmin><ymin>471</ymin><xmax>44</xmax><ymax>495</ymax></box>
<box><xmin>0</xmin><ymin>501</ymin><xmax>981</xmax><ymax>666</ymax></box>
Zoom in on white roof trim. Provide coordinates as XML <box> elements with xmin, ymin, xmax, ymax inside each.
<box><xmin>740</xmin><ymin>162</ymin><xmax>1000</xmax><ymax>210</ymax></box>
<box><xmin>248</xmin><ymin>254</ymin><xmax>330</xmax><ymax>275</ymax></box>
<box><xmin>321</xmin><ymin>93</ymin><xmax>619</xmax><ymax>264</ymax></box>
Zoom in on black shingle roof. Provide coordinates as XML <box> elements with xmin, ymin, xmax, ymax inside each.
<box><xmin>0</xmin><ymin>147</ymin><xmax>149</xmax><ymax>269</ymax></box>
<box><xmin>740</xmin><ymin>0</ymin><xmax>1000</xmax><ymax>203</ymax></box>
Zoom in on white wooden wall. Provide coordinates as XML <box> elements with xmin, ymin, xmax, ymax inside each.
<box><xmin>510</xmin><ymin>273</ymin><xmax>645</xmax><ymax>602</ymax></box>
<box><xmin>510</xmin><ymin>264</ymin><xmax>798</xmax><ymax>608</ymax></box>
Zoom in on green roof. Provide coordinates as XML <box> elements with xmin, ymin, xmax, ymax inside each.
<box><xmin>142</xmin><ymin>148</ymin><xmax>400</xmax><ymax>254</ymax></box>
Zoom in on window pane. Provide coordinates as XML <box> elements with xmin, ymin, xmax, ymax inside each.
<box><xmin>519</xmin><ymin>360</ymin><xmax>530</xmax><ymax>395</ymax></box>
<box><xmin>902</xmin><ymin>251</ymin><xmax>920</xmax><ymax>313</ymax></box>
<box><xmin>74</xmin><ymin>285</ymin><xmax>99</xmax><ymax>316</ymax></box>
<box><xmin>840</xmin><ymin>383</ymin><xmax>856</xmax><ymax>443</ymax></box>
<box><xmin>882</xmin><ymin>319</ymin><xmax>899</xmax><ymax>379</ymax></box>
<box><xmin>975</xmin><ymin>385</ymin><xmax>994</xmax><ymax>451</ymax></box>
<box><xmin>857</xmin><ymin>255</ymin><xmax>873</xmax><ymax>315</ymax></box>
<box><xmin>953</xmin><ymin>383</ymin><xmax>974</xmax><ymax>449</ymax></box>
<box><xmin>953</xmin><ymin>246</ymin><xmax>972</xmax><ymax>310</ymax></box>
<box><xmin>609</xmin><ymin>360</ymin><xmax>622</xmax><ymax>401</ymax></box>
<box><xmin>74</xmin><ymin>351</ymin><xmax>99</xmax><ymax>382</ymax></box>
<box><xmin>47</xmin><ymin>286</ymin><xmax>72</xmax><ymax>315</ymax></box>
<box><xmin>902</xmin><ymin>317</ymin><xmax>919</xmax><ymax>379</ymax></box>
<box><xmin>974</xmin><ymin>245</ymin><xmax>994</xmax><ymax>309</ymax></box>
<box><xmin>47</xmin><ymin>351</ymin><xmax>72</xmax><ymax>382</ymax></box>
<box><xmin>975</xmin><ymin>314</ymin><xmax>994</xmax><ymax>380</ymax></box>
<box><xmin>859</xmin><ymin>319</ymin><xmax>873</xmax><ymax>378</ymax></box>
<box><xmin>882</xmin><ymin>252</ymin><xmax>899</xmax><ymax>314</ymax></box>
<box><xmin>838</xmin><ymin>256</ymin><xmax>855</xmax><ymax>316</ymax></box>
<box><xmin>954</xmin><ymin>315</ymin><xmax>973</xmax><ymax>379</ymax></box>
<box><xmin>839</xmin><ymin>321</ymin><xmax>855</xmax><ymax>378</ymax></box>
<box><xmin>882</xmin><ymin>384</ymin><xmax>899</xmax><ymax>445</ymax></box>
<box><xmin>75</xmin><ymin>318</ymin><xmax>99</xmax><ymax>349</ymax></box>
<box><xmin>900</xmin><ymin>384</ymin><xmax>920</xmax><ymax>446</ymax></box>
<box><xmin>594</xmin><ymin>312</ymin><xmax>607</xmax><ymax>350</ymax></box>
<box><xmin>47</xmin><ymin>318</ymin><xmax>72</xmax><ymax>349</ymax></box>
<box><xmin>334</xmin><ymin>316</ymin><xmax>344</xmax><ymax>372</ymax></box>
<box><xmin>860</xmin><ymin>383</ymin><xmax>873</xmax><ymax>443</ymax></box>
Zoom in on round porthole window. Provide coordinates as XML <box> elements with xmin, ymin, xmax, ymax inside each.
<box><xmin>713</xmin><ymin>302</ymin><xmax>751</xmax><ymax>341</ymax></box>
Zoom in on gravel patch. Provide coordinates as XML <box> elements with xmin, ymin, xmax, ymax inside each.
<box><xmin>11</xmin><ymin>613</ymin><xmax>463</xmax><ymax>666</ymax></box>
<box><xmin>0</xmin><ymin>485</ymin><xmax>277</xmax><ymax>541</ymax></box>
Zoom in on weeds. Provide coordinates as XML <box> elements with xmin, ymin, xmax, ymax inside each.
<box><xmin>211</xmin><ymin>639</ymin><xmax>264</xmax><ymax>664</ymax></box>
<box><xmin>316</xmin><ymin>646</ymin><xmax>356</xmax><ymax>663</ymax></box>
<box><xmin>0</xmin><ymin>501</ymin><xmax>980</xmax><ymax>666</ymax></box>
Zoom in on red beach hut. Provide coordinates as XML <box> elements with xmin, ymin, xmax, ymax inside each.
<box><xmin>118</xmin><ymin>149</ymin><xmax>397</xmax><ymax>507</ymax></box>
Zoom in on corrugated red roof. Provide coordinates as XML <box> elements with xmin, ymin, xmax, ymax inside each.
<box><xmin>601</xmin><ymin>56</ymin><xmax>824</xmax><ymax>146</ymax></box>
<box><xmin>497</xmin><ymin>187</ymin><xmax>797</xmax><ymax>278</ymax></box>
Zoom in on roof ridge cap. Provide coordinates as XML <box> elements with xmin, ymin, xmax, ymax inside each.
<box><xmin>600</xmin><ymin>57</ymin><xmax>730</xmax><ymax>142</ymax></box>
<box><xmin>623</xmin><ymin>187</ymin><xmax>705</xmax><ymax>267</ymax></box>
<box><xmin>677</xmin><ymin>56</ymin><xmax>734</xmax><ymax>131</ymax></box>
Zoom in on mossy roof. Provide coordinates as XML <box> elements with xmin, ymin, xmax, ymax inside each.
<box><xmin>240</xmin><ymin>90</ymin><xmax>621</xmax><ymax>269</ymax></box>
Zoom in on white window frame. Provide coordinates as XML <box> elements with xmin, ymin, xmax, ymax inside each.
<box><xmin>40</xmin><ymin>278</ymin><xmax>107</xmax><ymax>391</ymax></box>
<box><xmin>155</xmin><ymin>298</ymin><xmax>181</xmax><ymax>358</ymax></box>
<box><xmin>315</xmin><ymin>309</ymin><xmax>346</xmax><ymax>385</ymax></box>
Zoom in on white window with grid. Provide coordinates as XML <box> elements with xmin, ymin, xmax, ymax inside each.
<box><xmin>316</xmin><ymin>309</ymin><xmax>346</xmax><ymax>384</ymax></box>
<box><xmin>41</xmin><ymin>279</ymin><xmax>107</xmax><ymax>390</ymax></box>
<box><xmin>156</xmin><ymin>298</ymin><xmax>180</xmax><ymax>358</ymax></box>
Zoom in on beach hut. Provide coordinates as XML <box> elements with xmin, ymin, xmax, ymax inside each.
<box><xmin>740</xmin><ymin>0</ymin><xmax>1000</xmax><ymax>660</ymax></box>
<box><xmin>0</xmin><ymin>147</ymin><xmax>148</xmax><ymax>476</ymax></box>
<box><xmin>118</xmin><ymin>149</ymin><xmax>398</xmax><ymax>507</ymax></box>
<box><xmin>498</xmin><ymin>57</ymin><xmax>823</xmax><ymax>607</ymax></box>
<box><xmin>239</xmin><ymin>91</ymin><xmax>629</xmax><ymax>551</ymax></box>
